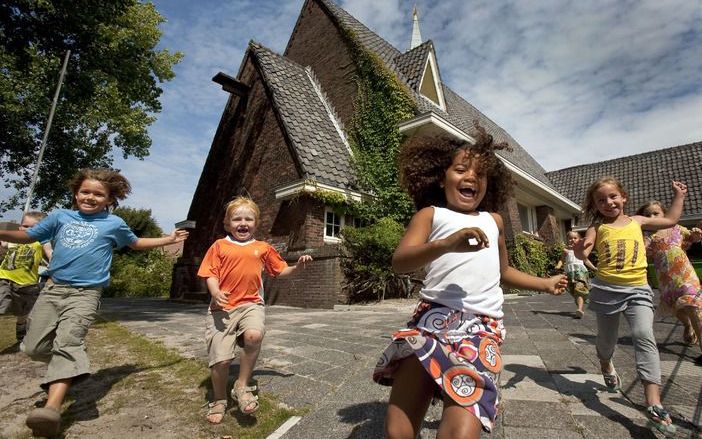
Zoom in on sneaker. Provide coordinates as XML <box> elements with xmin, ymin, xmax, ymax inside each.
<box><xmin>646</xmin><ymin>405</ymin><xmax>676</xmax><ymax>436</ymax></box>
<box><xmin>574</xmin><ymin>310</ymin><xmax>584</xmax><ymax>319</ymax></box>
<box><xmin>26</xmin><ymin>406</ymin><xmax>61</xmax><ymax>437</ymax></box>
<box><xmin>15</xmin><ymin>323</ymin><xmax>27</xmax><ymax>342</ymax></box>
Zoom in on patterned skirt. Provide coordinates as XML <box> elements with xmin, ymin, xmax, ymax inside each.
<box><xmin>566</xmin><ymin>268</ymin><xmax>590</xmax><ymax>300</ymax></box>
<box><xmin>373</xmin><ymin>300</ymin><xmax>504</xmax><ymax>432</ymax></box>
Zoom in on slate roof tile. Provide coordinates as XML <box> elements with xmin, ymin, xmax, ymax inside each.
<box><xmin>546</xmin><ymin>142</ymin><xmax>702</xmax><ymax>220</ymax></box>
<box><xmin>249</xmin><ymin>42</ymin><xmax>355</xmax><ymax>189</ymax></box>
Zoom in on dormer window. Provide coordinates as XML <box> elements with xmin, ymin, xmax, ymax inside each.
<box><xmin>418</xmin><ymin>53</ymin><xmax>445</xmax><ymax>110</ymax></box>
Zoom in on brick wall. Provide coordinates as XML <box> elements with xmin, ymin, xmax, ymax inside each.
<box><xmin>535</xmin><ymin>205</ymin><xmax>562</xmax><ymax>244</ymax></box>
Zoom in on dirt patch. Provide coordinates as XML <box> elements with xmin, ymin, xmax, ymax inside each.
<box><xmin>0</xmin><ymin>316</ymin><xmax>295</xmax><ymax>439</ymax></box>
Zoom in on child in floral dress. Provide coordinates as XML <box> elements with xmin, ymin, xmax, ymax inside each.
<box><xmin>637</xmin><ymin>201</ymin><xmax>702</xmax><ymax>354</ymax></box>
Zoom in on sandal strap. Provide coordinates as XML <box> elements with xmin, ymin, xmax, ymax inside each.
<box><xmin>647</xmin><ymin>405</ymin><xmax>670</xmax><ymax>421</ymax></box>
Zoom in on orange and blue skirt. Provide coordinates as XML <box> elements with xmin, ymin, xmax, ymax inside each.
<box><xmin>373</xmin><ymin>300</ymin><xmax>504</xmax><ymax>432</ymax></box>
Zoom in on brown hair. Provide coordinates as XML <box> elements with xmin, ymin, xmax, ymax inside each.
<box><xmin>398</xmin><ymin>124</ymin><xmax>514</xmax><ymax>211</ymax></box>
<box><xmin>69</xmin><ymin>168</ymin><xmax>132</xmax><ymax>210</ymax></box>
<box><xmin>582</xmin><ymin>176</ymin><xmax>628</xmax><ymax>223</ymax></box>
<box><xmin>223</xmin><ymin>197</ymin><xmax>260</xmax><ymax>229</ymax></box>
<box><xmin>635</xmin><ymin>200</ymin><xmax>665</xmax><ymax>217</ymax></box>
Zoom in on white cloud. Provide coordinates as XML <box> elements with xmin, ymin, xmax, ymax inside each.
<box><xmin>4</xmin><ymin>0</ymin><xmax>702</xmax><ymax>228</ymax></box>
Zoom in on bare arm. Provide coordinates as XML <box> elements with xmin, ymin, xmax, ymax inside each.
<box><xmin>278</xmin><ymin>254</ymin><xmax>313</xmax><ymax>278</ymax></box>
<box><xmin>573</xmin><ymin>226</ymin><xmax>596</xmax><ymax>260</ymax></box>
<box><xmin>494</xmin><ymin>213</ymin><xmax>566</xmax><ymax>294</ymax></box>
<box><xmin>0</xmin><ymin>230</ymin><xmax>35</xmax><ymax>244</ymax></box>
<box><xmin>634</xmin><ymin>181</ymin><xmax>687</xmax><ymax>231</ymax></box>
<box><xmin>392</xmin><ymin>207</ymin><xmax>490</xmax><ymax>273</ymax></box>
<box><xmin>205</xmin><ymin>277</ymin><xmax>228</xmax><ymax>308</ymax></box>
<box><xmin>128</xmin><ymin>229</ymin><xmax>189</xmax><ymax>250</ymax></box>
<box><xmin>42</xmin><ymin>242</ymin><xmax>53</xmax><ymax>261</ymax></box>
<box><xmin>583</xmin><ymin>257</ymin><xmax>597</xmax><ymax>272</ymax></box>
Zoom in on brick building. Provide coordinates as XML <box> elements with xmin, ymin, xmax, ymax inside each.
<box><xmin>170</xmin><ymin>0</ymin><xmax>581</xmax><ymax>308</ymax></box>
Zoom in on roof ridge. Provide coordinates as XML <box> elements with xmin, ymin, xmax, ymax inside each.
<box><xmin>304</xmin><ymin>66</ymin><xmax>352</xmax><ymax>156</ymax></box>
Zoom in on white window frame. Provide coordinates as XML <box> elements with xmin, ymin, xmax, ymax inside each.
<box><xmin>517</xmin><ymin>203</ymin><xmax>538</xmax><ymax>235</ymax></box>
<box><xmin>324</xmin><ymin>207</ymin><xmax>343</xmax><ymax>243</ymax></box>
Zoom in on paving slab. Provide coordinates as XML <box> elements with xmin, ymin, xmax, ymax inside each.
<box><xmin>99</xmin><ymin>292</ymin><xmax>702</xmax><ymax>438</ymax></box>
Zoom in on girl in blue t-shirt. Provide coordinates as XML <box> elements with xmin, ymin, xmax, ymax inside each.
<box><xmin>0</xmin><ymin>168</ymin><xmax>189</xmax><ymax>438</ymax></box>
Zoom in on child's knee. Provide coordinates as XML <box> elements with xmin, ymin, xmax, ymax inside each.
<box><xmin>241</xmin><ymin>330</ymin><xmax>264</xmax><ymax>347</ymax></box>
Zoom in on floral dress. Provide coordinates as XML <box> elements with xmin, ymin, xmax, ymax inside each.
<box><xmin>645</xmin><ymin>225</ymin><xmax>702</xmax><ymax>314</ymax></box>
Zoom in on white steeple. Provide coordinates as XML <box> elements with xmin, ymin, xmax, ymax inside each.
<box><xmin>409</xmin><ymin>5</ymin><xmax>423</xmax><ymax>50</ymax></box>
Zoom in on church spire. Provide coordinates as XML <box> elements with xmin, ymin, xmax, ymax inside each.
<box><xmin>409</xmin><ymin>5</ymin><xmax>423</xmax><ymax>50</ymax></box>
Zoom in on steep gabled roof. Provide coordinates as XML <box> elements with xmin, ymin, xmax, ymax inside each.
<box><xmin>315</xmin><ymin>0</ymin><xmax>554</xmax><ymax>188</ymax></box>
<box><xmin>248</xmin><ymin>42</ymin><xmax>355</xmax><ymax>189</ymax></box>
<box><xmin>546</xmin><ymin>142</ymin><xmax>702</xmax><ymax>219</ymax></box>
<box><xmin>394</xmin><ymin>40</ymin><xmax>433</xmax><ymax>91</ymax></box>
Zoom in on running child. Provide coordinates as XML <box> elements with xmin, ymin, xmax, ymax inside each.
<box><xmin>0</xmin><ymin>168</ymin><xmax>189</xmax><ymax>437</ymax></box>
<box><xmin>373</xmin><ymin>129</ymin><xmax>567</xmax><ymax>439</ymax></box>
<box><xmin>636</xmin><ymin>200</ymin><xmax>702</xmax><ymax>354</ymax></box>
<box><xmin>0</xmin><ymin>211</ymin><xmax>52</xmax><ymax>342</ymax></box>
<box><xmin>555</xmin><ymin>231</ymin><xmax>596</xmax><ymax>319</ymax></box>
<box><xmin>198</xmin><ymin>196</ymin><xmax>312</xmax><ymax>423</ymax></box>
<box><xmin>575</xmin><ymin>177</ymin><xmax>687</xmax><ymax>436</ymax></box>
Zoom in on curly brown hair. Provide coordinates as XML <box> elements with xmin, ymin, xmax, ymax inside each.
<box><xmin>69</xmin><ymin>168</ymin><xmax>132</xmax><ymax>210</ymax></box>
<box><xmin>398</xmin><ymin>125</ymin><xmax>514</xmax><ymax>212</ymax></box>
<box><xmin>582</xmin><ymin>176</ymin><xmax>628</xmax><ymax>224</ymax></box>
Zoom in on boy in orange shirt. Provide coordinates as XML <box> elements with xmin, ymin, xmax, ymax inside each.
<box><xmin>198</xmin><ymin>197</ymin><xmax>312</xmax><ymax>423</ymax></box>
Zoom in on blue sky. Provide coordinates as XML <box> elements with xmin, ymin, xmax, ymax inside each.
<box><xmin>3</xmin><ymin>0</ymin><xmax>702</xmax><ymax>230</ymax></box>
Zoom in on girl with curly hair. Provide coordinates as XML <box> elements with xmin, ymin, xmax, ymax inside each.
<box><xmin>373</xmin><ymin>127</ymin><xmax>567</xmax><ymax>438</ymax></box>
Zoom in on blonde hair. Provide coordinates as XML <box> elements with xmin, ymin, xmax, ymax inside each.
<box><xmin>566</xmin><ymin>230</ymin><xmax>581</xmax><ymax>240</ymax></box>
<box><xmin>223</xmin><ymin>197</ymin><xmax>260</xmax><ymax>227</ymax></box>
<box><xmin>582</xmin><ymin>176</ymin><xmax>628</xmax><ymax>223</ymax></box>
<box><xmin>23</xmin><ymin>211</ymin><xmax>47</xmax><ymax>222</ymax></box>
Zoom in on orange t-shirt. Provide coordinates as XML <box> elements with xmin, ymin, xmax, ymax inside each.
<box><xmin>197</xmin><ymin>238</ymin><xmax>288</xmax><ymax>310</ymax></box>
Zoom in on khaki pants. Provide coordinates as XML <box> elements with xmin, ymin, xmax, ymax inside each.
<box><xmin>21</xmin><ymin>283</ymin><xmax>102</xmax><ymax>388</ymax></box>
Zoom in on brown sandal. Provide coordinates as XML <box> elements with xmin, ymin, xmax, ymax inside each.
<box><xmin>205</xmin><ymin>399</ymin><xmax>227</xmax><ymax>424</ymax></box>
<box><xmin>231</xmin><ymin>382</ymin><xmax>259</xmax><ymax>414</ymax></box>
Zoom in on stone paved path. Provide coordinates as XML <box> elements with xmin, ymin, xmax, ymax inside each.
<box><xmin>100</xmin><ymin>293</ymin><xmax>702</xmax><ymax>438</ymax></box>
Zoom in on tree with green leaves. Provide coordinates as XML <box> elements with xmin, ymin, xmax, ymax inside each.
<box><xmin>0</xmin><ymin>0</ymin><xmax>182</xmax><ymax>211</ymax></box>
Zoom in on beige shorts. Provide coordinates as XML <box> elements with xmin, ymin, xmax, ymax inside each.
<box><xmin>206</xmin><ymin>302</ymin><xmax>265</xmax><ymax>367</ymax></box>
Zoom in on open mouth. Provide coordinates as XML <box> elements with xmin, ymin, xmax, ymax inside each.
<box><xmin>459</xmin><ymin>187</ymin><xmax>477</xmax><ymax>198</ymax></box>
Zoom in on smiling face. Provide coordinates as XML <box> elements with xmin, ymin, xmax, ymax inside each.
<box><xmin>225</xmin><ymin>206</ymin><xmax>258</xmax><ymax>241</ymax></box>
<box><xmin>442</xmin><ymin>149</ymin><xmax>487</xmax><ymax>213</ymax></box>
<box><xmin>74</xmin><ymin>179</ymin><xmax>112</xmax><ymax>215</ymax></box>
<box><xmin>592</xmin><ymin>183</ymin><xmax>627</xmax><ymax>220</ymax></box>
<box><xmin>566</xmin><ymin>233</ymin><xmax>580</xmax><ymax>247</ymax></box>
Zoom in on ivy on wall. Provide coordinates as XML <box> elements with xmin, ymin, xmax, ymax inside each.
<box><xmin>508</xmin><ymin>233</ymin><xmax>564</xmax><ymax>278</ymax></box>
<box><xmin>339</xmin><ymin>27</ymin><xmax>417</xmax><ymax>224</ymax></box>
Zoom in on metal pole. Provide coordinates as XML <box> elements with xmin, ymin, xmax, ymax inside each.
<box><xmin>23</xmin><ymin>49</ymin><xmax>71</xmax><ymax>213</ymax></box>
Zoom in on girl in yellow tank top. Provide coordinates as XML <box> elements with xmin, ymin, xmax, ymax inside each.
<box><xmin>575</xmin><ymin>176</ymin><xmax>688</xmax><ymax>436</ymax></box>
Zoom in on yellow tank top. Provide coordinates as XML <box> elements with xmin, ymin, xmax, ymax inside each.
<box><xmin>595</xmin><ymin>219</ymin><xmax>648</xmax><ymax>286</ymax></box>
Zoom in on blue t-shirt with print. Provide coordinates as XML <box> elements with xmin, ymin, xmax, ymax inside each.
<box><xmin>26</xmin><ymin>209</ymin><xmax>138</xmax><ymax>287</ymax></box>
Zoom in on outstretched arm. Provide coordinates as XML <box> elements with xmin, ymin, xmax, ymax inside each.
<box><xmin>392</xmin><ymin>207</ymin><xmax>490</xmax><ymax>273</ymax></box>
<box><xmin>635</xmin><ymin>181</ymin><xmax>687</xmax><ymax>231</ymax></box>
<box><xmin>278</xmin><ymin>254</ymin><xmax>313</xmax><ymax>277</ymax></box>
<box><xmin>573</xmin><ymin>226</ymin><xmax>596</xmax><ymax>260</ymax></box>
<box><xmin>0</xmin><ymin>230</ymin><xmax>35</xmax><ymax>244</ymax></box>
<box><xmin>128</xmin><ymin>229</ymin><xmax>189</xmax><ymax>250</ymax></box>
<box><xmin>494</xmin><ymin>213</ymin><xmax>566</xmax><ymax>295</ymax></box>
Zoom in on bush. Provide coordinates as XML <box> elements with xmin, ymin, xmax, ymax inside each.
<box><xmin>508</xmin><ymin>233</ymin><xmax>564</xmax><ymax>278</ymax></box>
<box><xmin>340</xmin><ymin>217</ymin><xmax>410</xmax><ymax>302</ymax></box>
<box><xmin>105</xmin><ymin>250</ymin><xmax>174</xmax><ymax>297</ymax></box>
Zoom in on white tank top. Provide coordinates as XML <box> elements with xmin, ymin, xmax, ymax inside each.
<box><xmin>419</xmin><ymin>207</ymin><xmax>504</xmax><ymax>318</ymax></box>
<box><xmin>563</xmin><ymin>249</ymin><xmax>586</xmax><ymax>274</ymax></box>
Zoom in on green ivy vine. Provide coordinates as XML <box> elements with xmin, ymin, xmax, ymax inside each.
<box><xmin>339</xmin><ymin>27</ymin><xmax>417</xmax><ymax>224</ymax></box>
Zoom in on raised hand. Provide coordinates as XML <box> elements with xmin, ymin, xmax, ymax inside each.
<box><xmin>170</xmin><ymin>229</ymin><xmax>190</xmax><ymax>243</ymax></box>
<box><xmin>672</xmin><ymin>180</ymin><xmax>687</xmax><ymax>197</ymax></box>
